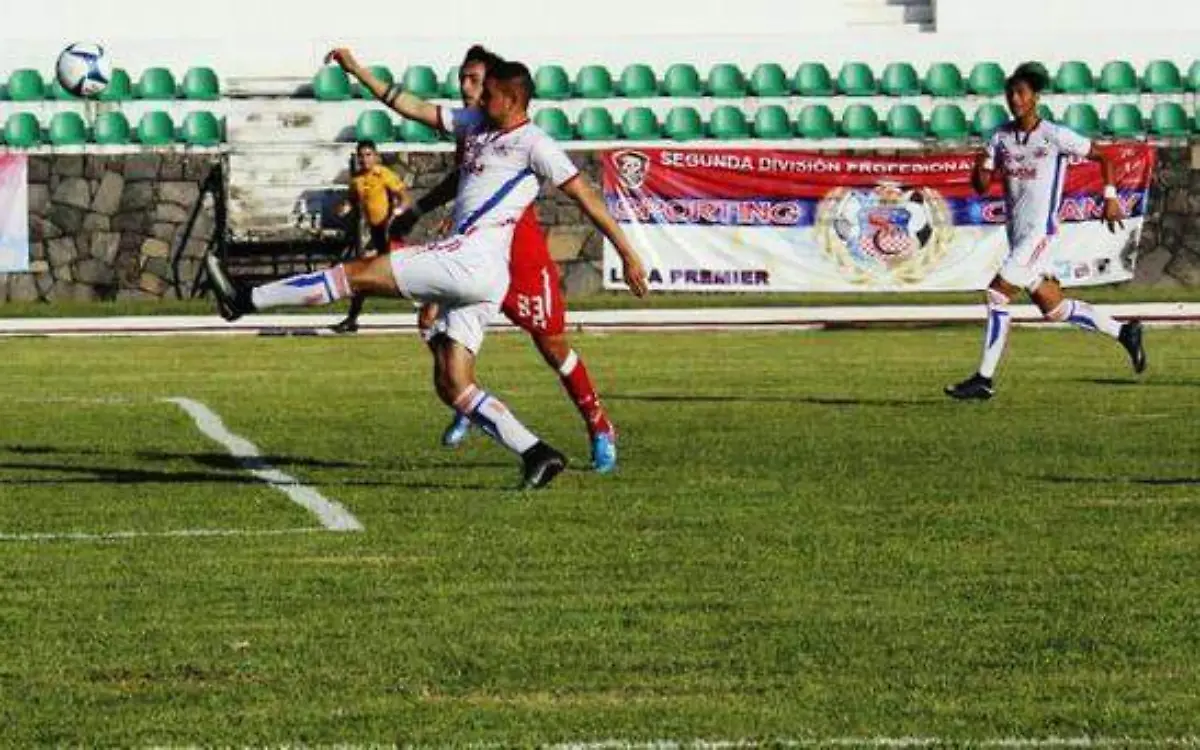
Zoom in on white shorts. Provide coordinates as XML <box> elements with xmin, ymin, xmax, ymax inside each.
<box><xmin>998</xmin><ymin>234</ymin><xmax>1056</xmax><ymax>292</ymax></box>
<box><xmin>389</xmin><ymin>227</ymin><xmax>512</xmax><ymax>354</ymax></box>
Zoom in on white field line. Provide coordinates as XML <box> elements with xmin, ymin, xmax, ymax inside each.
<box><xmin>164</xmin><ymin>397</ymin><xmax>363</xmax><ymax>532</ymax></box>
<box><xmin>0</xmin><ymin>527</ymin><xmax>325</xmax><ymax>543</ymax></box>
<box><xmin>539</xmin><ymin>738</ymin><xmax>1200</xmax><ymax>750</ymax></box>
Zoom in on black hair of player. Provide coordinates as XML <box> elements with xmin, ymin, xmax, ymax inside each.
<box><xmin>486</xmin><ymin>60</ymin><xmax>534</xmax><ymax>107</ymax></box>
<box><xmin>463</xmin><ymin>44</ymin><xmax>504</xmax><ymax>73</ymax></box>
<box><xmin>355</xmin><ymin>139</ymin><xmax>378</xmax><ymax>152</ymax></box>
<box><xmin>1005</xmin><ymin>62</ymin><xmax>1049</xmax><ymax>95</ymax></box>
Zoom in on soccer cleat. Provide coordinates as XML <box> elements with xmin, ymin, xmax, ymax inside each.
<box><xmin>330</xmin><ymin>317</ymin><xmax>359</xmax><ymax>334</ymax></box>
<box><xmin>520</xmin><ymin>441</ymin><xmax>567</xmax><ymax>489</ymax></box>
<box><xmin>944</xmin><ymin>373</ymin><xmax>995</xmax><ymax>401</ymax></box>
<box><xmin>591</xmin><ymin>431</ymin><xmax>617</xmax><ymax>474</ymax></box>
<box><xmin>441</xmin><ymin>413</ymin><xmax>472</xmax><ymax>448</ymax></box>
<box><xmin>204</xmin><ymin>252</ymin><xmax>253</xmax><ymax>322</ymax></box>
<box><xmin>1118</xmin><ymin>320</ymin><xmax>1147</xmax><ymax>374</ymax></box>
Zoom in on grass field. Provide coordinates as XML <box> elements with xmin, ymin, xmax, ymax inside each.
<box><xmin>1</xmin><ymin>326</ymin><xmax>1198</xmax><ymax>746</ymax></box>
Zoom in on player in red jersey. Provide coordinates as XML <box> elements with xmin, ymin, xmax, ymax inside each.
<box><xmin>395</xmin><ymin>45</ymin><xmax>618</xmax><ymax>472</ymax></box>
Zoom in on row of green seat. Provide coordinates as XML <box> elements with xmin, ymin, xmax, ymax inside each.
<box><xmin>318</xmin><ymin>60</ymin><xmax>1200</xmax><ymax>101</ymax></box>
<box><xmin>1</xmin><ymin>67</ymin><xmax>220</xmax><ymax>101</ymax></box>
<box><xmin>1</xmin><ymin>110</ymin><xmax>223</xmax><ymax>147</ymax></box>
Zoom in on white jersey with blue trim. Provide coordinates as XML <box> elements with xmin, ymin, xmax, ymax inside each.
<box><xmin>438</xmin><ymin>106</ymin><xmax>580</xmax><ymax>234</ymax></box>
<box><xmin>983</xmin><ymin>120</ymin><xmax>1092</xmax><ymax>247</ymax></box>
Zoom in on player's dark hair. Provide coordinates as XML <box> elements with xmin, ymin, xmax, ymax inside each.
<box><xmin>463</xmin><ymin>44</ymin><xmax>503</xmax><ymax>73</ymax></box>
<box><xmin>1005</xmin><ymin>62</ymin><xmax>1049</xmax><ymax>94</ymax></box>
<box><xmin>486</xmin><ymin>60</ymin><xmax>534</xmax><ymax>107</ymax></box>
<box><xmin>356</xmin><ymin>139</ymin><xmax>378</xmax><ymax>152</ymax></box>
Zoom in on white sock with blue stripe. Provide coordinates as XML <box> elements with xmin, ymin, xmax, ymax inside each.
<box><xmin>1049</xmin><ymin>299</ymin><xmax>1122</xmax><ymax>338</ymax></box>
<box><xmin>250</xmin><ymin>266</ymin><xmax>351</xmax><ymax>310</ymax></box>
<box><xmin>977</xmin><ymin>288</ymin><xmax>1012</xmax><ymax>379</ymax></box>
<box><xmin>454</xmin><ymin>385</ymin><xmax>539</xmax><ymax>455</ymax></box>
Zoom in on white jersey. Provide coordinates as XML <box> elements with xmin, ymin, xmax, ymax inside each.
<box><xmin>983</xmin><ymin>120</ymin><xmax>1092</xmax><ymax>247</ymax></box>
<box><xmin>438</xmin><ymin>106</ymin><xmax>579</xmax><ymax>235</ymax></box>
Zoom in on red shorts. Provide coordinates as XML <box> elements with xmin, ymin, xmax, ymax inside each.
<box><xmin>501</xmin><ymin>207</ymin><xmax>566</xmax><ymax>336</ymax></box>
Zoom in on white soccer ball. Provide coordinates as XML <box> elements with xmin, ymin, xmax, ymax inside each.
<box><xmin>55</xmin><ymin>43</ymin><xmax>112</xmax><ymax>97</ymax></box>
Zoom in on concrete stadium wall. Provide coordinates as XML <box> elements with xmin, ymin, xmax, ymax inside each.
<box><xmin>1</xmin><ymin>146</ymin><xmax>1197</xmax><ymax>304</ymax></box>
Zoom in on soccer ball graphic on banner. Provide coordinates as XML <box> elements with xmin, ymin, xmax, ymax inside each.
<box><xmin>56</xmin><ymin>43</ymin><xmax>112</xmax><ymax>97</ymax></box>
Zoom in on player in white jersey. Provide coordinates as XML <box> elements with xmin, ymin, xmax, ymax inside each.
<box><xmin>945</xmin><ymin>63</ymin><xmax>1146</xmax><ymax>400</ymax></box>
<box><xmin>203</xmin><ymin>50</ymin><xmax>650</xmax><ymax>488</ymax></box>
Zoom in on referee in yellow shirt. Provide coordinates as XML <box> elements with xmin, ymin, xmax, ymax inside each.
<box><xmin>332</xmin><ymin>139</ymin><xmax>412</xmax><ymax>333</ymax></box>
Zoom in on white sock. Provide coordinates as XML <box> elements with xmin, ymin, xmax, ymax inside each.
<box><xmin>250</xmin><ymin>266</ymin><xmax>351</xmax><ymax>310</ymax></box>
<box><xmin>977</xmin><ymin>289</ymin><xmax>1011</xmax><ymax>379</ymax></box>
<box><xmin>1050</xmin><ymin>299</ymin><xmax>1122</xmax><ymax>339</ymax></box>
<box><xmin>455</xmin><ymin>386</ymin><xmax>539</xmax><ymax>455</ymax></box>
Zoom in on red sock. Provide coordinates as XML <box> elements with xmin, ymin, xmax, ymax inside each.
<box><xmin>558</xmin><ymin>350</ymin><xmax>613</xmax><ymax>437</ymax></box>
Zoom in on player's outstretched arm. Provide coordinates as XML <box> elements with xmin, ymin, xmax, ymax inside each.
<box><xmin>559</xmin><ymin>174</ymin><xmax>649</xmax><ymax>297</ymax></box>
<box><xmin>326</xmin><ymin>48</ymin><xmax>440</xmax><ymax>130</ymax></box>
<box><xmin>1086</xmin><ymin>144</ymin><xmax>1125</xmax><ymax>232</ymax></box>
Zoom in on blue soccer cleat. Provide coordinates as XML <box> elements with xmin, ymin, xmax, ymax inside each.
<box><xmin>441</xmin><ymin>413</ymin><xmax>472</xmax><ymax>448</ymax></box>
<box><xmin>591</xmin><ymin>431</ymin><xmax>617</xmax><ymax>474</ymax></box>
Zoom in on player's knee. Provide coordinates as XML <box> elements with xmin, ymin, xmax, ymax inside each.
<box><xmin>1045</xmin><ymin>300</ymin><xmax>1071</xmax><ymax>322</ymax></box>
<box><xmin>534</xmin><ymin>334</ymin><xmax>571</xmax><ymax>369</ymax></box>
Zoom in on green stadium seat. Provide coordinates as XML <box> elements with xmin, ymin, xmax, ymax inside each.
<box><xmin>750</xmin><ymin>63</ymin><xmax>789</xmax><ymax>97</ymax></box>
<box><xmin>707</xmin><ymin>63</ymin><xmax>747</xmax><ymax>97</ymax></box>
<box><xmin>880</xmin><ymin>62</ymin><xmax>921</xmax><ymax>96</ymax></box>
<box><xmin>886</xmin><ymin>104</ymin><xmax>925</xmax><ymax>138</ymax></box>
<box><xmin>7</xmin><ymin>69</ymin><xmax>45</xmax><ymax>101</ymax></box>
<box><xmin>753</xmin><ymin>104</ymin><xmax>792</xmax><ymax>139</ymax></box>
<box><xmin>182</xmin><ymin>111</ymin><xmax>222</xmax><ymax>145</ymax></box>
<box><xmin>1054</xmin><ymin>61</ymin><xmax>1095</xmax><ymax>94</ymax></box>
<box><xmin>534</xmin><ymin>65</ymin><xmax>571</xmax><ymax>100</ymax></box>
<box><xmin>92</xmin><ymin>111</ymin><xmax>132</xmax><ymax>144</ymax></box>
<box><xmin>1099</xmin><ymin>61</ymin><xmax>1139</xmax><ymax>94</ymax></box>
<box><xmin>48</xmin><ymin>111</ymin><xmax>87</xmax><ymax>145</ymax></box>
<box><xmin>796</xmin><ymin>104</ymin><xmax>836</xmax><ymax>138</ymax></box>
<box><xmin>618</xmin><ymin>64</ymin><xmax>657</xmax><ymax>98</ymax></box>
<box><xmin>967</xmin><ymin>62</ymin><xmax>1006</xmax><ymax>96</ymax></box>
<box><xmin>620</xmin><ymin>106</ymin><xmax>661</xmax><ymax>139</ymax></box>
<box><xmin>397</xmin><ymin>117</ymin><xmax>437</xmax><ymax>143</ymax></box>
<box><xmin>355</xmin><ymin>109</ymin><xmax>394</xmax><ymax>143</ymax></box>
<box><xmin>312</xmin><ymin>65</ymin><xmax>351</xmax><ymax>100</ymax></box>
<box><xmin>3</xmin><ymin>113</ymin><xmax>40</xmax><ymax>147</ymax></box>
<box><xmin>1143</xmin><ymin>60</ymin><xmax>1183</xmax><ymax>93</ymax></box>
<box><xmin>1063</xmin><ymin>103</ymin><xmax>1101</xmax><ymax>137</ymax></box>
<box><xmin>576</xmin><ymin>106</ymin><xmax>617</xmax><ymax>140</ymax></box>
<box><xmin>97</xmin><ymin>68</ymin><xmax>133</xmax><ymax>101</ymax></box>
<box><xmin>402</xmin><ymin>65</ymin><xmax>439</xmax><ymax>99</ymax></box>
<box><xmin>534</xmin><ymin>107</ymin><xmax>573</xmax><ymax>140</ymax></box>
<box><xmin>181</xmin><ymin>66</ymin><xmax>220</xmax><ymax>100</ymax></box>
<box><xmin>1150</xmin><ymin>101</ymin><xmax>1190</xmax><ymax>137</ymax></box>
<box><xmin>1037</xmin><ymin>104</ymin><xmax>1056</xmax><ymax>122</ymax></box>
<box><xmin>576</xmin><ymin>65</ymin><xmax>614</xmax><ymax>98</ymax></box>
<box><xmin>355</xmin><ymin>65</ymin><xmax>394</xmax><ymax>98</ymax></box>
<box><xmin>48</xmin><ymin>78</ymin><xmax>77</xmax><ymax>100</ymax></box>
<box><xmin>794</xmin><ymin>62</ymin><xmax>834</xmax><ymax>96</ymax></box>
<box><xmin>837</xmin><ymin>62</ymin><xmax>876</xmax><ymax>96</ymax></box>
<box><xmin>137</xmin><ymin>67</ymin><xmax>177</xmax><ymax>99</ymax></box>
<box><xmin>928</xmin><ymin>103</ymin><xmax>969</xmax><ymax>139</ymax></box>
<box><xmin>925</xmin><ymin>62</ymin><xmax>966</xmax><ymax>97</ymax></box>
<box><xmin>137</xmin><ymin>111</ymin><xmax>175</xmax><ymax>145</ymax></box>
<box><xmin>841</xmin><ymin>104</ymin><xmax>881</xmax><ymax>138</ymax></box>
<box><xmin>1105</xmin><ymin>103</ymin><xmax>1144</xmax><ymax>137</ymax></box>
<box><xmin>442</xmin><ymin>66</ymin><xmax>461</xmax><ymax>99</ymax></box>
<box><xmin>664</xmin><ymin>106</ymin><xmax>703</xmax><ymax>140</ymax></box>
<box><xmin>708</xmin><ymin>105</ymin><xmax>749</xmax><ymax>139</ymax></box>
<box><xmin>973</xmin><ymin>103</ymin><xmax>1009</xmax><ymax>138</ymax></box>
<box><xmin>1190</xmin><ymin>60</ymin><xmax>1200</xmax><ymax>92</ymax></box>
<box><xmin>662</xmin><ymin>64</ymin><xmax>703</xmax><ymax>97</ymax></box>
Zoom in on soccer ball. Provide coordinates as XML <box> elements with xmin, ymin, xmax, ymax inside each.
<box><xmin>55</xmin><ymin>43</ymin><xmax>111</xmax><ymax>97</ymax></box>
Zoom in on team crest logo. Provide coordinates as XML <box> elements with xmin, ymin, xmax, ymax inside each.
<box><xmin>1034</xmin><ymin>146</ymin><xmax>1049</xmax><ymax>158</ymax></box>
<box><xmin>817</xmin><ymin>184</ymin><xmax>954</xmax><ymax>286</ymax></box>
<box><xmin>613</xmin><ymin>150</ymin><xmax>650</xmax><ymax>189</ymax></box>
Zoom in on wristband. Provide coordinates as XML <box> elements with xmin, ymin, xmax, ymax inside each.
<box><xmin>383</xmin><ymin>82</ymin><xmax>403</xmax><ymax>101</ymax></box>
<box><xmin>1103</xmin><ymin>185</ymin><xmax>1118</xmax><ymax>200</ymax></box>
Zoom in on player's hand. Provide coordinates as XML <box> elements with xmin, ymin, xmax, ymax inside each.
<box><xmin>622</xmin><ymin>254</ymin><xmax>650</xmax><ymax>298</ymax></box>
<box><xmin>324</xmin><ymin>48</ymin><xmax>361</xmax><ymax>76</ymax></box>
<box><xmin>435</xmin><ymin>216</ymin><xmax>454</xmax><ymax>235</ymax></box>
<box><xmin>1103</xmin><ymin>197</ymin><xmax>1125</xmax><ymax>233</ymax></box>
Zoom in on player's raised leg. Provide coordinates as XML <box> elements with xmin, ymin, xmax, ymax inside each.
<box><xmin>1033</xmin><ymin>279</ymin><xmax>1147</xmax><ymax>372</ymax></box>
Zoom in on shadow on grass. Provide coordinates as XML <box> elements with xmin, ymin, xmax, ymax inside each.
<box><xmin>607</xmin><ymin>393</ymin><xmax>939</xmax><ymax>408</ymax></box>
<box><xmin>1040</xmin><ymin>474</ymin><xmax>1200</xmax><ymax>487</ymax></box>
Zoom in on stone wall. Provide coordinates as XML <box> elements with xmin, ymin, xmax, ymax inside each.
<box><xmin>0</xmin><ymin>146</ymin><xmax>1197</xmax><ymax>304</ymax></box>
<box><xmin>1</xmin><ymin>153</ymin><xmax>219</xmax><ymax>303</ymax></box>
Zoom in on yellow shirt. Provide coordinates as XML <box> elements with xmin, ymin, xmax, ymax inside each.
<box><xmin>350</xmin><ymin>165</ymin><xmax>406</xmax><ymax>228</ymax></box>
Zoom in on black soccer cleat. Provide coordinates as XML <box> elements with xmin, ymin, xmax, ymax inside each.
<box><xmin>520</xmin><ymin>441</ymin><xmax>567</xmax><ymax>490</ymax></box>
<box><xmin>330</xmin><ymin>317</ymin><xmax>359</xmax><ymax>334</ymax></box>
<box><xmin>1118</xmin><ymin>320</ymin><xmax>1147</xmax><ymax>374</ymax></box>
<box><xmin>204</xmin><ymin>252</ymin><xmax>254</xmax><ymax>322</ymax></box>
<box><xmin>944</xmin><ymin>373</ymin><xmax>995</xmax><ymax>401</ymax></box>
